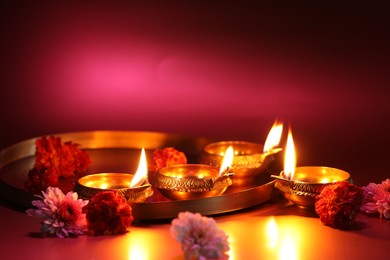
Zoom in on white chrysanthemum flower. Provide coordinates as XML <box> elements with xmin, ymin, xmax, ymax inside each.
<box><xmin>26</xmin><ymin>187</ymin><xmax>89</xmax><ymax>238</ymax></box>
<box><xmin>170</xmin><ymin>211</ymin><xmax>229</xmax><ymax>260</ymax></box>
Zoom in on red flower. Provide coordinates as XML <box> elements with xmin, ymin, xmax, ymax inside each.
<box><xmin>25</xmin><ymin>168</ymin><xmax>59</xmax><ymax>194</ymax></box>
<box><xmin>35</xmin><ymin>136</ymin><xmax>92</xmax><ymax>178</ymax></box>
<box><xmin>83</xmin><ymin>191</ymin><xmax>133</xmax><ymax>236</ymax></box>
<box><xmin>26</xmin><ymin>136</ymin><xmax>92</xmax><ymax>193</ymax></box>
<box><xmin>315</xmin><ymin>181</ymin><xmax>364</xmax><ymax>229</ymax></box>
<box><xmin>150</xmin><ymin>147</ymin><xmax>187</xmax><ymax>172</ymax></box>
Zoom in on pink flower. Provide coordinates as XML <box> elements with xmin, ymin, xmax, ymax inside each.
<box><xmin>26</xmin><ymin>187</ymin><xmax>88</xmax><ymax>238</ymax></box>
<box><xmin>361</xmin><ymin>179</ymin><xmax>390</xmax><ymax>219</ymax></box>
<box><xmin>315</xmin><ymin>181</ymin><xmax>364</xmax><ymax>229</ymax></box>
<box><xmin>170</xmin><ymin>212</ymin><xmax>229</xmax><ymax>260</ymax></box>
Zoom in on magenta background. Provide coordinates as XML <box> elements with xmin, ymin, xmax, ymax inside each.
<box><xmin>1</xmin><ymin>2</ymin><xmax>389</xmax><ymax>185</ymax></box>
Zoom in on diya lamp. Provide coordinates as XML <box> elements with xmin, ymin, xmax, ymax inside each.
<box><xmin>154</xmin><ymin>146</ymin><xmax>235</xmax><ymax>200</ymax></box>
<box><xmin>272</xmin><ymin>129</ymin><xmax>351</xmax><ymax>208</ymax></box>
<box><xmin>199</xmin><ymin>120</ymin><xmax>283</xmax><ymax>186</ymax></box>
<box><xmin>75</xmin><ymin>148</ymin><xmax>154</xmax><ymax>203</ymax></box>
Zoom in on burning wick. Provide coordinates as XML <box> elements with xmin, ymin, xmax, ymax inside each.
<box><xmin>218</xmin><ymin>146</ymin><xmax>234</xmax><ymax>177</ymax></box>
<box><xmin>283</xmin><ymin>128</ymin><xmax>295</xmax><ymax>181</ymax></box>
<box><xmin>270</xmin><ymin>128</ymin><xmax>295</xmax><ymax>182</ymax></box>
<box><xmin>263</xmin><ymin>120</ymin><xmax>283</xmax><ymax>154</ymax></box>
<box><xmin>129</xmin><ymin>148</ymin><xmax>150</xmax><ymax>188</ymax></box>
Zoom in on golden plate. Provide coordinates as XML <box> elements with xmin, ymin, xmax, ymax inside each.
<box><xmin>0</xmin><ymin>131</ymin><xmax>277</xmax><ymax>220</ymax></box>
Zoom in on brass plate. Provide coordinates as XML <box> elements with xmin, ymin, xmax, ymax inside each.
<box><xmin>0</xmin><ymin>130</ymin><xmax>277</xmax><ymax>220</ymax></box>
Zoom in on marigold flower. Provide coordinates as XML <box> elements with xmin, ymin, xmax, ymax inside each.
<box><xmin>26</xmin><ymin>187</ymin><xmax>88</xmax><ymax>238</ymax></box>
<box><xmin>315</xmin><ymin>181</ymin><xmax>364</xmax><ymax>229</ymax></box>
<box><xmin>83</xmin><ymin>191</ymin><xmax>133</xmax><ymax>236</ymax></box>
<box><xmin>361</xmin><ymin>178</ymin><xmax>390</xmax><ymax>219</ymax></box>
<box><xmin>25</xmin><ymin>136</ymin><xmax>92</xmax><ymax>193</ymax></box>
<box><xmin>35</xmin><ymin>136</ymin><xmax>92</xmax><ymax>178</ymax></box>
<box><xmin>150</xmin><ymin>147</ymin><xmax>187</xmax><ymax>172</ymax></box>
<box><xmin>170</xmin><ymin>211</ymin><xmax>229</xmax><ymax>260</ymax></box>
<box><xmin>25</xmin><ymin>168</ymin><xmax>59</xmax><ymax>194</ymax></box>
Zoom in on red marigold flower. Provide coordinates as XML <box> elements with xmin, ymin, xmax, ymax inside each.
<box><xmin>25</xmin><ymin>168</ymin><xmax>59</xmax><ymax>194</ymax></box>
<box><xmin>26</xmin><ymin>136</ymin><xmax>92</xmax><ymax>193</ymax></box>
<box><xmin>150</xmin><ymin>147</ymin><xmax>187</xmax><ymax>172</ymax></box>
<box><xmin>35</xmin><ymin>136</ymin><xmax>92</xmax><ymax>178</ymax></box>
<box><xmin>315</xmin><ymin>181</ymin><xmax>364</xmax><ymax>229</ymax></box>
<box><xmin>84</xmin><ymin>191</ymin><xmax>133</xmax><ymax>236</ymax></box>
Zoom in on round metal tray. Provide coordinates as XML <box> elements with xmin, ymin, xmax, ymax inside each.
<box><xmin>0</xmin><ymin>130</ymin><xmax>277</xmax><ymax>220</ymax></box>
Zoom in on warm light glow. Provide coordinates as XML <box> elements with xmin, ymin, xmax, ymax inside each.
<box><xmin>127</xmin><ymin>233</ymin><xmax>150</xmax><ymax>260</ymax></box>
<box><xmin>99</xmin><ymin>183</ymin><xmax>108</xmax><ymax>189</ymax></box>
<box><xmin>283</xmin><ymin>129</ymin><xmax>296</xmax><ymax>180</ymax></box>
<box><xmin>219</xmin><ymin>146</ymin><xmax>234</xmax><ymax>176</ymax></box>
<box><xmin>279</xmin><ymin>235</ymin><xmax>298</xmax><ymax>260</ymax></box>
<box><xmin>263</xmin><ymin>120</ymin><xmax>283</xmax><ymax>153</ymax></box>
<box><xmin>226</xmin><ymin>234</ymin><xmax>235</xmax><ymax>260</ymax></box>
<box><xmin>266</xmin><ymin>217</ymin><xmax>279</xmax><ymax>248</ymax></box>
<box><xmin>320</xmin><ymin>177</ymin><xmax>330</xmax><ymax>183</ymax></box>
<box><xmin>128</xmin><ymin>246</ymin><xmax>148</xmax><ymax>260</ymax></box>
<box><xmin>130</xmin><ymin>148</ymin><xmax>148</xmax><ymax>187</ymax></box>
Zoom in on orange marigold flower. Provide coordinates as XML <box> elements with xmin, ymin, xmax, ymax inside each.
<box><xmin>151</xmin><ymin>147</ymin><xmax>187</xmax><ymax>171</ymax></box>
<box><xmin>26</xmin><ymin>136</ymin><xmax>92</xmax><ymax>193</ymax></box>
<box><xmin>35</xmin><ymin>136</ymin><xmax>92</xmax><ymax>178</ymax></box>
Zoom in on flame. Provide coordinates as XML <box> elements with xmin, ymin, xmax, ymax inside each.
<box><xmin>263</xmin><ymin>120</ymin><xmax>283</xmax><ymax>153</ymax></box>
<box><xmin>283</xmin><ymin>129</ymin><xmax>296</xmax><ymax>180</ymax></box>
<box><xmin>130</xmin><ymin>148</ymin><xmax>148</xmax><ymax>188</ymax></box>
<box><xmin>219</xmin><ymin>146</ymin><xmax>234</xmax><ymax>176</ymax></box>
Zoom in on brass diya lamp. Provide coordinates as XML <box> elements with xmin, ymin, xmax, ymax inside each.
<box><xmin>74</xmin><ymin>148</ymin><xmax>153</xmax><ymax>203</ymax></box>
<box><xmin>272</xmin><ymin>129</ymin><xmax>351</xmax><ymax>208</ymax></box>
<box><xmin>154</xmin><ymin>147</ymin><xmax>235</xmax><ymax>200</ymax></box>
<box><xmin>75</xmin><ymin>173</ymin><xmax>153</xmax><ymax>203</ymax></box>
<box><xmin>199</xmin><ymin>121</ymin><xmax>283</xmax><ymax>186</ymax></box>
<box><xmin>154</xmin><ymin>164</ymin><xmax>233</xmax><ymax>200</ymax></box>
<box><xmin>272</xmin><ymin>167</ymin><xmax>351</xmax><ymax>208</ymax></box>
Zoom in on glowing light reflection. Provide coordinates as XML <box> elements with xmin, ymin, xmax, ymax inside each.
<box><xmin>264</xmin><ymin>217</ymin><xmax>300</xmax><ymax>260</ymax></box>
<box><xmin>279</xmin><ymin>235</ymin><xmax>298</xmax><ymax>260</ymax></box>
<box><xmin>225</xmin><ymin>231</ymin><xmax>235</xmax><ymax>260</ymax></box>
<box><xmin>99</xmin><ymin>183</ymin><xmax>108</xmax><ymax>189</ymax></box>
<box><xmin>266</xmin><ymin>217</ymin><xmax>279</xmax><ymax>248</ymax></box>
<box><xmin>128</xmin><ymin>242</ymin><xmax>149</xmax><ymax>260</ymax></box>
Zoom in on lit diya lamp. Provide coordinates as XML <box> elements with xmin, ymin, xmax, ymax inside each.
<box><xmin>199</xmin><ymin>120</ymin><xmax>283</xmax><ymax>186</ymax></box>
<box><xmin>154</xmin><ymin>146</ymin><xmax>234</xmax><ymax>200</ymax></box>
<box><xmin>271</xmin><ymin>129</ymin><xmax>351</xmax><ymax>208</ymax></box>
<box><xmin>75</xmin><ymin>148</ymin><xmax>153</xmax><ymax>203</ymax></box>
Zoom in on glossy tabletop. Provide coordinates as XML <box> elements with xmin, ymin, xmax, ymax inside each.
<box><xmin>0</xmin><ymin>194</ymin><xmax>388</xmax><ymax>260</ymax></box>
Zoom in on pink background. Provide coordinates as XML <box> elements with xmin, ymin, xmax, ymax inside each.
<box><xmin>1</xmin><ymin>1</ymin><xmax>389</xmax><ymax>185</ymax></box>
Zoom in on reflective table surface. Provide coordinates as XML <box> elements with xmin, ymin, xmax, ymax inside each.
<box><xmin>1</xmin><ymin>195</ymin><xmax>388</xmax><ymax>260</ymax></box>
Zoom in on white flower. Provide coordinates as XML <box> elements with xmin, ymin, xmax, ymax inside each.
<box><xmin>26</xmin><ymin>187</ymin><xmax>89</xmax><ymax>238</ymax></box>
<box><xmin>170</xmin><ymin>211</ymin><xmax>229</xmax><ymax>260</ymax></box>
